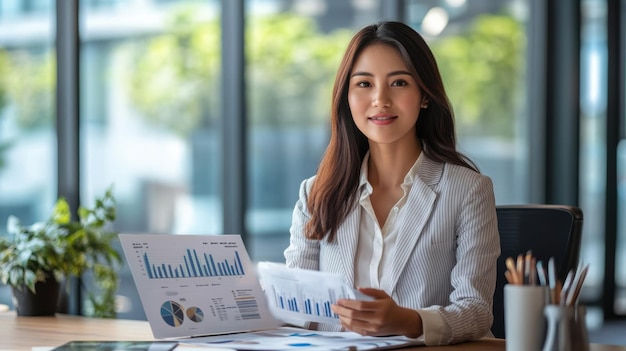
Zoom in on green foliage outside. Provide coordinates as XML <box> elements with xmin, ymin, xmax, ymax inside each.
<box><xmin>0</xmin><ymin>49</ymin><xmax>7</xmax><ymax>111</ymax></box>
<box><xmin>3</xmin><ymin>51</ymin><xmax>55</xmax><ymax>130</ymax></box>
<box><xmin>431</xmin><ymin>14</ymin><xmax>525</xmax><ymax>138</ymax></box>
<box><xmin>245</xmin><ymin>14</ymin><xmax>351</xmax><ymax>127</ymax></box>
<box><xmin>0</xmin><ymin>49</ymin><xmax>9</xmax><ymax>170</ymax></box>
<box><xmin>0</xmin><ymin>49</ymin><xmax>54</xmax><ymax>172</ymax></box>
<box><xmin>127</xmin><ymin>10</ymin><xmax>524</xmax><ymax>138</ymax></box>
<box><xmin>0</xmin><ymin>10</ymin><xmax>524</xmax><ymax>141</ymax></box>
<box><xmin>127</xmin><ymin>8</ymin><xmax>221</xmax><ymax>135</ymax></box>
<box><xmin>127</xmin><ymin>8</ymin><xmax>352</xmax><ymax>135</ymax></box>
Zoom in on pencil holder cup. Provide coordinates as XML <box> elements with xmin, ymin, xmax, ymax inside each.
<box><xmin>542</xmin><ymin>304</ymin><xmax>589</xmax><ymax>351</ymax></box>
<box><xmin>504</xmin><ymin>285</ymin><xmax>549</xmax><ymax>351</ymax></box>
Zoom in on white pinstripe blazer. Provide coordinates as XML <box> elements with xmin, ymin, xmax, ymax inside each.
<box><xmin>284</xmin><ymin>154</ymin><xmax>500</xmax><ymax>345</ymax></box>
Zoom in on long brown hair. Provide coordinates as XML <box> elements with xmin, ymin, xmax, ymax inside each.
<box><xmin>306</xmin><ymin>21</ymin><xmax>478</xmax><ymax>242</ymax></box>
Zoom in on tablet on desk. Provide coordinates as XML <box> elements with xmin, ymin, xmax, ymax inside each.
<box><xmin>51</xmin><ymin>340</ymin><xmax>178</xmax><ymax>351</ymax></box>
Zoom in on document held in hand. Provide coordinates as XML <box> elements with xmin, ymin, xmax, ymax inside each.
<box><xmin>256</xmin><ymin>261</ymin><xmax>373</xmax><ymax>326</ymax></box>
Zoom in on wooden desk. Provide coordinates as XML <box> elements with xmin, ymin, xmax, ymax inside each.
<box><xmin>1</xmin><ymin>312</ymin><xmax>624</xmax><ymax>351</ymax></box>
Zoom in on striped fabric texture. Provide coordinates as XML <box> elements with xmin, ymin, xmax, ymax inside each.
<box><xmin>284</xmin><ymin>154</ymin><xmax>500</xmax><ymax>346</ymax></box>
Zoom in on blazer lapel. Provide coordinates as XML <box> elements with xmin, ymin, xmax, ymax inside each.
<box><xmin>335</xmin><ymin>208</ymin><xmax>360</xmax><ymax>288</ymax></box>
<box><xmin>384</xmin><ymin>155</ymin><xmax>442</xmax><ymax>294</ymax></box>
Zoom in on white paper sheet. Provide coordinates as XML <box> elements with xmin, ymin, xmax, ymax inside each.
<box><xmin>119</xmin><ymin>234</ymin><xmax>280</xmax><ymax>339</ymax></box>
<box><xmin>182</xmin><ymin>327</ymin><xmax>423</xmax><ymax>351</ymax></box>
<box><xmin>257</xmin><ymin>262</ymin><xmax>372</xmax><ymax>325</ymax></box>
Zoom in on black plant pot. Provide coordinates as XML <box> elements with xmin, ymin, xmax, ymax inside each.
<box><xmin>11</xmin><ymin>278</ymin><xmax>60</xmax><ymax>316</ymax></box>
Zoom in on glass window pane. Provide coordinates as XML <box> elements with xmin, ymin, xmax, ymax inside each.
<box><xmin>616</xmin><ymin>0</ymin><xmax>626</xmax><ymax>319</ymax></box>
<box><xmin>80</xmin><ymin>0</ymin><xmax>221</xmax><ymax>319</ymax></box>
<box><xmin>0</xmin><ymin>4</ymin><xmax>55</xmax><ymax>307</ymax></box>
<box><xmin>579</xmin><ymin>0</ymin><xmax>607</xmax><ymax>310</ymax></box>
<box><xmin>406</xmin><ymin>0</ymin><xmax>529</xmax><ymax>205</ymax></box>
<box><xmin>245</xmin><ymin>0</ymin><xmax>384</xmax><ymax>262</ymax></box>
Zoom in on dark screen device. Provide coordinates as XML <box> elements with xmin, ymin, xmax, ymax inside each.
<box><xmin>51</xmin><ymin>341</ymin><xmax>178</xmax><ymax>351</ymax></box>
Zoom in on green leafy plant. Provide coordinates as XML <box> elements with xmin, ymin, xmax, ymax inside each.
<box><xmin>0</xmin><ymin>187</ymin><xmax>122</xmax><ymax>318</ymax></box>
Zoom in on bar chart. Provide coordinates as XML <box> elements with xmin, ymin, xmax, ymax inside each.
<box><xmin>272</xmin><ymin>290</ymin><xmax>337</xmax><ymax>319</ymax></box>
<box><xmin>143</xmin><ymin>249</ymin><xmax>245</xmax><ymax>279</ymax></box>
<box><xmin>256</xmin><ymin>262</ymin><xmax>371</xmax><ymax>325</ymax></box>
<box><xmin>278</xmin><ymin>294</ymin><xmax>335</xmax><ymax>318</ymax></box>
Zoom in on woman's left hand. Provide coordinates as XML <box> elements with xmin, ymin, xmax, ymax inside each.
<box><xmin>330</xmin><ymin>287</ymin><xmax>423</xmax><ymax>338</ymax></box>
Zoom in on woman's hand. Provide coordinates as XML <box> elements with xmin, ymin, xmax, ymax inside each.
<box><xmin>331</xmin><ymin>287</ymin><xmax>423</xmax><ymax>338</ymax></box>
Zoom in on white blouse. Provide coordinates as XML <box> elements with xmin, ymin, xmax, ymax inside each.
<box><xmin>354</xmin><ymin>152</ymin><xmax>420</xmax><ymax>293</ymax></box>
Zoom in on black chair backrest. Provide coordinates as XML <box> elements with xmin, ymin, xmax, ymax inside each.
<box><xmin>492</xmin><ymin>205</ymin><xmax>583</xmax><ymax>338</ymax></box>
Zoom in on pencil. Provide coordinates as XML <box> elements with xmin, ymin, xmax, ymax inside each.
<box><xmin>530</xmin><ymin>257</ymin><xmax>536</xmax><ymax>286</ymax></box>
<box><xmin>517</xmin><ymin>254</ymin><xmax>524</xmax><ymax>285</ymax></box>
<box><xmin>548</xmin><ymin>257</ymin><xmax>557</xmax><ymax>304</ymax></box>
<box><xmin>524</xmin><ymin>251</ymin><xmax>532</xmax><ymax>285</ymax></box>
<box><xmin>505</xmin><ymin>270</ymin><xmax>515</xmax><ymax>285</ymax></box>
<box><xmin>505</xmin><ymin>257</ymin><xmax>519</xmax><ymax>284</ymax></box>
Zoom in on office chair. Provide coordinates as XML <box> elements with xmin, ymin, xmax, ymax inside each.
<box><xmin>491</xmin><ymin>205</ymin><xmax>583</xmax><ymax>339</ymax></box>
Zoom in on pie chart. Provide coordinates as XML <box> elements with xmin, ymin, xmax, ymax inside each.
<box><xmin>160</xmin><ymin>301</ymin><xmax>184</xmax><ymax>327</ymax></box>
<box><xmin>186</xmin><ymin>306</ymin><xmax>204</xmax><ymax>323</ymax></box>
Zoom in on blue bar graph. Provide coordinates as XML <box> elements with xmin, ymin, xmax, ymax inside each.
<box><xmin>275</xmin><ymin>293</ymin><xmax>337</xmax><ymax>319</ymax></box>
<box><xmin>143</xmin><ymin>249</ymin><xmax>245</xmax><ymax>279</ymax></box>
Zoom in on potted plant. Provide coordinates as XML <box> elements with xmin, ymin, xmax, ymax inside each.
<box><xmin>0</xmin><ymin>187</ymin><xmax>122</xmax><ymax>317</ymax></box>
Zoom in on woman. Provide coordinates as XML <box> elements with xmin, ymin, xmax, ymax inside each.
<box><xmin>284</xmin><ymin>21</ymin><xmax>500</xmax><ymax>346</ymax></box>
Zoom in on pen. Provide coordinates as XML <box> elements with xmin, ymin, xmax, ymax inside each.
<box><xmin>536</xmin><ymin>260</ymin><xmax>547</xmax><ymax>287</ymax></box>
<box><xmin>560</xmin><ymin>270</ymin><xmax>574</xmax><ymax>306</ymax></box>
<box><xmin>566</xmin><ymin>263</ymin><xmax>589</xmax><ymax>306</ymax></box>
<box><xmin>548</xmin><ymin>257</ymin><xmax>557</xmax><ymax>304</ymax></box>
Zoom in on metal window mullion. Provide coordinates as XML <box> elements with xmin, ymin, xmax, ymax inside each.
<box><xmin>55</xmin><ymin>0</ymin><xmax>81</xmax><ymax>315</ymax></box>
<box><xmin>220</xmin><ymin>0</ymin><xmax>247</xmax><ymax>242</ymax></box>
<box><xmin>603</xmin><ymin>0</ymin><xmax>621</xmax><ymax>320</ymax></box>
<box><xmin>527</xmin><ymin>0</ymin><xmax>549</xmax><ymax>203</ymax></box>
<box><xmin>382</xmin><ymin>0</ymin><xmax>405</xmax><ymax>21</ymax></box>
<box><xmin>544</xmin><ymin>0</ymin><xmax>580</xmax><ymax>205</ymax></box>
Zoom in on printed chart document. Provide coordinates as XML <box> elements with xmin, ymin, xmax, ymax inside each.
<box><xmin>119</xmin><ymin>234</ymin><xmax>424</xmax><ymax>350</ymax></box>
<box><xmin>257</xmin><ymin>261</ymin><xmax>373</xmax><ymax>326</ymax></box>
<box><xmin>120</xmin><ymin>234</ymin><xmax>280</xmax><ymax>339</ymax></box>
<box><xmin>184</xmin><ymin>327</ymin><xmax>423</xmax><ymax>351</ymax></box>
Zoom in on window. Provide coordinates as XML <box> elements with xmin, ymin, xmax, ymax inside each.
<box><xmin>80</xmin><ymin>0</ymin><xmax>222</xmax><ymax>319</ymax></box>
<box><xmin>0</xmin><ymin>0</ymin><xmax>55</xmax><ymax>307</ymax></box>
<box><xmin>405</xmin><ymin>0</ymin><xmax>529</xmax><ymax>205</ymax></box>
<box><xmin>579</xmin><ymin>0</ymin><xmax>607</xmax><ymax>310</ymax></box>
<box><xmin>244</xmin><ymin>0</ymin><xmax>385</xmax><ymax>261</ymax></box>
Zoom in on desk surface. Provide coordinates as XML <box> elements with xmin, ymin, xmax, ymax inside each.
<box><xmin>1</xmin><ymin>312</ymin><xmax>624</xmax><ymax>351</ymax></box>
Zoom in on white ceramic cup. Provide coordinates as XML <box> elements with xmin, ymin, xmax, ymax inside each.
<box><xmin>504</xmin><ymin>284</ymin><xmax>549</xmax><ymax>351</ymax></box>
